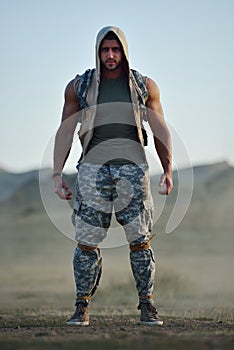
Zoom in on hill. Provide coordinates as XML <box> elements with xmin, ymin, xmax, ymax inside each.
<box><xmin>0</xmin><ymin>161</ymin><xmax>233</xmax><ymax>322</ymax></box>
<box><xmin>0</xmin><ymin>161</ymin><xmax>233</xmax><ymax>232</ymax></box>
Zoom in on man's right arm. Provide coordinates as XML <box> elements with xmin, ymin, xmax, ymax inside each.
<box><xmin>53</xmin><ymin>79</ymin><xmax>80</xmax><ymax>200</ymax></box>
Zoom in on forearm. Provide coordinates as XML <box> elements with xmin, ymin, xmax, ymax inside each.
<box><xmin>147</xmin><ymin>112</ymin><xmax>172</xmax><ymax>174</ymax></box>
<box><xmin>154</xmin><ymin>126</ymin><xmax>173</xmax><ymax>195</ymax></box>
<box><xmin>53</xmin><ymin>125</ymin><xmax>74</xmax><ymax>173</ymax></box>
<box><xmin>154</xmin><ymin>130</ymin><xmax>172</xmax><ymax>175</ymax></box>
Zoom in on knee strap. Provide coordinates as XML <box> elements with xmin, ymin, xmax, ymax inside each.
<box><xmin>78</xmin><ymin>242</ymin><xmax>98</xmax><ymax>252</ymax></box>
<box><xmin>129</xmin><ymin>240</ymin><xmax>150</xmax><ymax>252</ymax></box>
<box><xmin>76</xmin><ymin>295</ymin><xmax>91</xmax><ymax>302</ymax></box>
<box><xmin>139</xmin><ymin>295</ymin><xmax>153</xmax><ymax>301</ymax></box>
<box><xmin>129</xmin><ymin>232</ymin><xmax>158</xmax><ymax>252</ymax></box>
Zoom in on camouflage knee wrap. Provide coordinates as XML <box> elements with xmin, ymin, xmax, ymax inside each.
<box><xmin>73</xmin><ymin>245</ymin><xmax>102</xmax><ymax>303</ymax></box>
<box><xmin>130</xmin><ymin>246</ymin><xmax>155</xmax><ymax>303</ymax></box>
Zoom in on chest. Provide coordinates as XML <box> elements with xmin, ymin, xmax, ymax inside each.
<box><xmin>97</xmin><ymin>77</ymin><xmax>131</xmax><ymax>104</ymax></box>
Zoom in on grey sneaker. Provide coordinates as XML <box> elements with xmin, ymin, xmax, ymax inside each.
<box><xmin>66</xmin><ymin>302</ymin><xmax>89</xmax><ymax>326</ymax></box>
<box><xmin>138</xmin><ymin>302</ymin><xmax>163</xmax><ymax>325</ymax></box>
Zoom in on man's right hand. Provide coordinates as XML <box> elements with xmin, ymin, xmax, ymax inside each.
<box><xmin>54</xmin><ymin>176</ymin><xmax>72</xmax><ymax>200</ymax></box>
<box><xmin>158</xmin><ymin>172</ymin><xmax>173</xmax><ymax>195</ymax></box>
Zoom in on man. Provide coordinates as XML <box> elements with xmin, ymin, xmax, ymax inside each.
<box><xmin>53</xmin><ymin>26</ymin><xmax>173</xmax><ymax>326</ymax></box>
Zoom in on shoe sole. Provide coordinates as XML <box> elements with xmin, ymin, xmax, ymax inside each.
<box><xmin>141</xmin><ymin>320</ymin><xmax>163</xmax><ymax>326</ymax></box>
<box><xmin>66</xmin><ymin>320</ymin><xmax>89</xmax><ymax>326</ymax></box>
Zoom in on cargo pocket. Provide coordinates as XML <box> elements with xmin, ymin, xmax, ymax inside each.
<box><xmin>143</xmin><ymin>198</ymin><xmax>153</xmax><ymax>233</ymax></box>
<box><xmin>72</xmin><ymin>175</ymin><xmax>83</xmax><ymax>220</ymax></box>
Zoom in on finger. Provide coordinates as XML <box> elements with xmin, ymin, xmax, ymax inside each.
<box><xmin>158</xmin><ymin>174</ymin><xmax>166</xmax><ymax>194</ymax></box>
<box><xmin>63</xmin><ymin>182</ymin><xmax>70</xmax><ymax>191</ymax></box>
<box><xmin>62</xmin><ymin>181</ymin><xmax>72</xmax><ymax>194</ymax></box>
<box><xmin>159</xmin><ymin>188</ymin><xmax>168</xmax><ymax>195</ymax></box>
<box><xmin>63</xmin><ymin>187</ymin><xmax>73</xmax><ymax>200</ymax></box>
<box><xmin>61</xmin><ymin>187</ymin><xmax>73</xmax><ymax>199</ymax></box>
<box><xmin>167</xmin><ymin>184</ymin><xmax>173</xmax><ymax>195</ymax></box>
<box><xmin>65</xmin><ymin>193</ymin><xmax>73</xmax><ymax>200</ymax></box>
<box><xmin>65</xmin><ymin>189</ymin><xmax>73</xmax><ymax>198</ymax></box>
<box><xmin>65</xmin><ymin>189</ymin><xmax>73</xmax><ymax>199</ymax></box>
<box><xmin>159</xmin><ymin>180</ymin><xmax>173</xmax><ymax>195</ymax></box>
<box><xmin>64</xmin><ymin>188</ymin><xmax>72</xmax><ymax>196</ymax></box>
<box><xmin>159</xmin><ymin>174</ymin><xmax>165</xmax><ymax>187</ymax></box>
<box><xmin>55</xmin><ymin>190</ymin><xmax>67</xmax><ymax>200</ymax></box>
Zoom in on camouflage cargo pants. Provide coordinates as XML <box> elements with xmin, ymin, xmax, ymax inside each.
<box><xmin>73</xmin><ymin>163</ymin><xmax>156</xmax><ymax>304</ymax></box>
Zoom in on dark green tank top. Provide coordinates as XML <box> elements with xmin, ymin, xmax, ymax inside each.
<box><xmin>85</xmin><ymin>75</ymin><xmax>146</xmax><ymax>164</ymax></box>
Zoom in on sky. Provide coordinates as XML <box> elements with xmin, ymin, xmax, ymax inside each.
<box><xmin>0</xmin><ymin>0</ymin><xmax>233</xmax><ymax>173</ymax></box>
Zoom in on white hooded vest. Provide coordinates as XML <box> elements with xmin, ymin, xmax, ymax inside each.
<box><xmin>73</xmin><ymin>26</ymin><xmax>148</xmax><ymax>161</ymax></box>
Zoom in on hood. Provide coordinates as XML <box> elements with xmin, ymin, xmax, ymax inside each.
<box><xmin>95</xmin><ymin>26</ymin><xmax>130</xmax><ymax>82</ymax></box>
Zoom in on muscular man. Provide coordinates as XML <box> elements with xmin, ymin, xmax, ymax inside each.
<box><xmin>53</xmin><ymin>26</ymin><xmax>173</xmax><ymax>326</ymax></box>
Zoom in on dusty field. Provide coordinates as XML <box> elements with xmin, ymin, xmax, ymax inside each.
<box><xmin>0</xmin><ymin>209</ymin><xmax>233</xmax><ymax>349</ymax></box>
<box><xmin>1</xmin><ymin>306</ymin><xmax>234</xmax><ymax>350</ymax></box>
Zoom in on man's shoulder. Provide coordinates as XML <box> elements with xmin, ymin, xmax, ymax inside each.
<box><xmin>73</xmin><ymin>69</ymin><xmax>96</xmax><ymax>91</ymax></box>
<box><xmin>74</xmin><ymin>68</ymin><xmax>96</xmax><ymax>80</ymax></box>
<box><xmin>145</xmin><ymin>77</ymin><xmax>160</xmax><ymax>94</ymax></box>
<box><xmin>72</xmin><ymin>69</ymin><xmax>97</xmax><ymax>109</ymax></box>
<box><xmin>130</xmin><ymin>70</ymin><xmax>158</xmax><ymax>88</ymax></box>
<box><xmin>130</xmin><ymin>69</ymin><xmax>147</xmax><ymax>81</ymax></box>
<box><xmin>130</xmin><ymin>69</ymin><xmax>149</xmax><ymax>102</ymax></box>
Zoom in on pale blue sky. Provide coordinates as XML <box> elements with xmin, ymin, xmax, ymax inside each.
<box><xmin>0</xmin><ymin>0</ymin><xmax>233</xmax><ymax>172</ymax></box>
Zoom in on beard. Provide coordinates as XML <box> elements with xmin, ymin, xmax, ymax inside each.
<box><xmin>101</xmin><ymin>59</ymin><xmax>122</xmax><ymax>71</ymax></box>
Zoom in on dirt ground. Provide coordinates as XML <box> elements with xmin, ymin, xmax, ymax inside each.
<box><xmin>1</xmin><ymin>308</ymin><xmax>234</xmax><ymax>350</ymax></box>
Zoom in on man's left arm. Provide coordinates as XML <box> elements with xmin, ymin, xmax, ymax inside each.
<box><xmin>146</xmin><ymin>77</ymin><xmax>173</xmax><ymax>195</ymax></box>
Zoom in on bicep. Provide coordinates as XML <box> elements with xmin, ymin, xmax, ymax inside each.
<box><xmin>59</xmin><ymin>80</ymin><xmax>81</xmax><ymax>132</ymax></box>
<box><xmin>61</xmin><ymin>80</ymin><xmax>80</xmax><ymax>122</ymax></box>
<box><xmin>146</xmin><ymin>78</ymin><xmax>166</xmax><ymax>129</ymax></box>
<box><xmin>146</xmin><ymin>77</ymin><xmax>164</xmax><ymax>115</ymax></box>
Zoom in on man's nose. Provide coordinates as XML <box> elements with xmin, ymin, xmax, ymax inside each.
<box><xmin>107</xmin><ymin>49</ymin><xmax>114</xmax><ymax>58</ymax></box>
